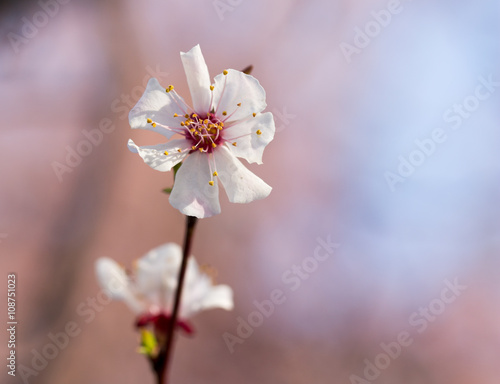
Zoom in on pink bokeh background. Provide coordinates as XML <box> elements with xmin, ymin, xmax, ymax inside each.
<box><xmin>1</xmin><ymin>0</ymin><xmax>500</xmax><ymax>383</ymax></box>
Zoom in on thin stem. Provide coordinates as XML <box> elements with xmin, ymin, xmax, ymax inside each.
<box><xmin>160</xmin><ymin>215</ymin><xmax>198</xmax><ymax>383</ymax></box>
<box><xmin>153</xmin><ymin>357</ymin><xmax>166</xmax><ymax>384</ymax></box>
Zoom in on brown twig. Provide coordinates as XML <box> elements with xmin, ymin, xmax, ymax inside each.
<box><xmin>155</xmin><ymin>215</ymin><xmax>198</xmax><ymax>384</ymax></box>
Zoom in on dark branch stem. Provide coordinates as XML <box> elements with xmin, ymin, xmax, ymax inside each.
<box><xmin>156</xmin><ymin>215</ymin><xmax>198</xmax><ymax>384</ymax></box>
<box><xmin>242</xmin><ymin>65</ymin><xmax>253</xmax><ymax>75</ymax></box>
<box><xmin>153</xmin><ymin>355</ymin><xmax>166</xmax><ymax>384</ymax></box>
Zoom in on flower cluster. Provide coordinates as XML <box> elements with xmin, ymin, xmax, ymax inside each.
<box><xmin>128</xmin><ymin>44</ymin><xmax>275</xmax><ymax>218</ymax></box>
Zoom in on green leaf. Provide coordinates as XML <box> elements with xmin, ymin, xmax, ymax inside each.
<box><xmin>173</xmin><ymin>162</ymin><xmax>182</xmax><ymax>180</ymax></box>
<box><xmin>162</xmin><ymin>162</ymin><xmax>183</xmax><ymax>195</ymax></box>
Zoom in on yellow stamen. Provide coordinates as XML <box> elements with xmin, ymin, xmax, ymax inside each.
<box><xmin>164</xmin><ymin>151</ymin><xmax>169</xmax><ymax>156</ymax></box>
<box><xmin>177</xmin><ymin>149</ymin><xmax>181</xmax><ymax>153</ymax></box>
<box><xmin>209</xmin><ymin>181</ymin><xmax>214</xmax><ymax>186</ymax></box>
<box><xmin>191</xmin><ymin>146</ymin><xmax>196</xmax><ymax>150</ymax></box>
<box><xmin>192</xmin><ymin>113</ymin><xmax>197</xmax><ymax>118</ymax></box>
<box><xmin>181</xmin><ymin>122</ymin><xmax>185</xmax><ymax>126</ymax></box>
<box><xmin>237</xmin><ymin>103</ymin><xmax>241</xmax><ymax>107</ymax></box>
<box><xmin>199</xmin><ymin>148</ymin><xmax>203</xmax><ymax>152</ymax></box>
<box><xmin>223</xmin><ymin>70</ymin><xmax>228</xmax><ymax>75</ymax></box>
<box><xmin>253</xmin><ymin>113</ymin><xmax>257</xmax><ymax>117</ymax></box>
<box><xmin>185</xmin><ymin>114</ymin><xmax>189</xmax><ymax>118</ymax></box>
<box><xmin>147</xmin><ymin>118</ymin><xmax>152</xmax><ymax>123</ymax></box>
<box><xmin>173</xmin><ymin>113</ymin><xmax>178</xmax><ymax>117</ymax></box>
<box><xmin>152</xmin><ymin>123</ymin><xmax>157</xmax><ymax>128</ymax></box>
<box><xmin>212</xmin><ymin>143</ymin><xmax>217</xmax><ymax>148</ymax></box>
<box><xmin>213</xmin><ymin>171</ymin><xmax>218</xmax><ymax>176</ymax></box>
<box><xmin>232</xmin><ymin>142</ymin><xmax>237</xmax><ymax>146</ymax></box>
<box><xmin>222</xmin><ymin>111</ymin><xmax>227</xmax><ymax>116</ymax></box>
<box><xmin>256</xmin><ymin>130</ymin><xmax>262</xmax><ymax>135</ymax></box>
<box><xmin>210</xmin><ymin>85</ymin><xmax>214</xmax><ymax>91</ymax></box>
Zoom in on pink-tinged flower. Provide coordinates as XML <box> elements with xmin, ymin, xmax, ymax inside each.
<box><xmin>128</xmin><ymin>44</ymin><xmax>275</xmax><ymax>218</ymax></box>
<box><xmin>95</xmin><ymin>243</ymin><xmax>233</xmax><ymax>334</ymax></box>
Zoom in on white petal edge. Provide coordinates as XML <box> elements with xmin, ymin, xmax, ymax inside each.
<box><xmin>135</xmin><ymin>243</ymin><xmax>182</xmax><ymax>310</ymax></box>
<box><xmin>180</xmin><ymin>45</ymin><xmax>212</xmax><ymax>114</ymax></box>
<box><xmin>213</xmin><ymin>69</ymin><xmax>267</xmax><ymax>123</ymax></box>
<box><xmin>181</xmin><ymin>284</ymin><xmax>234</xmax><ymax>318</ymax></box>
<box><xmin>169</xmin><ymin>151</ymin><xmax>221</xmax><ymax>218</ymax></box>
<box><xmin>199</xmin><ymin>285</ymin><xmax>234</xmax><ymax>311</ymax></box>
<box><xmin>214</xmin><ymin>146</ymin><xmax>272</xmax><ymax>203</ymax></box>
<box><xmin>129</xmin><ymin>78</ymin><xmax>186</xmax><ymax>139</ymax></box>
<box><xmin>224</xmin><ymin>112</ymin><xmax>275</xmax><ymax>164</ymax></box>
<box><xmin>181</xmin><ymin>259</ymin><xmax>213</xmax><ymax>312</ymax></box>
<box><xmin>95</xmin><ymin>258</ymin><xmax>144</xmax><ymax>313</ymax></box>
<box><xmin>128</xmin><ymin>138</ymin><xmax>190</xmax><ymax>172</ymax></box>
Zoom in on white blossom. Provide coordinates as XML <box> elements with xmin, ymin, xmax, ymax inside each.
<box><xmin>95</xmin><ymin>243</ymin><xmax>233</xmax><ymax>325</ymax></box>
<box><xmin>128</xmin><ymin>45</ymin><xmax>275</xmax><ymax>218</ymax></box>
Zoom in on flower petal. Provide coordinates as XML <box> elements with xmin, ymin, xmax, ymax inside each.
<box><xmin>169</xmin><ymin>151</ymin><xmax>221</xmax><ymax>218</ymax></box>
<box><xmin>179</xmin><ymin>258</ymin><xmax>211</xmax><ymax>317</ymax></box>
<box><xmin>95</xmin><ymin>258</ymin><xmax>144</xmax><ymax>313</ymax></box>
<box><xmin>135</xmin><ymin>243</ymin><xmax>182</xmax><ymax>310</ymax></box>
<box><xmin>180</xmin><ymin>45</ymin><xmax>212</xmax><ymax>114</ymax></box>
<box><xmin>224</xmin><ymin>112</ymin><xmax>275</xmax><ymax>164</ymax></box>
<box><xmin>179</xmin><ymin>257</ymin><xmax>234</xmax><ymax>318</ymax></box>
<box><xmin>214</xmin><ymin>146</ymin><xmax>272</xmax><ymax>203</ymax></box>
<box><xmin>197</xmin><ymin>285</ymin><xmax>234</xmax><ymax>311</ymax></box>
<box><xmin>213</xmin><ymin>69</ymin><xmax>267</xmax><ymax>123</ymax></box>
<box><xmin>181</xmin><ymin>284</ymin><xmax>234</xmax><ymax>318</ymax></box>
<box><xmin>128</xmin><ymin>138</ymin><xmax>190</xmax><ymax>172</ymax></box>
<box><xmin>129</xmin><ymin>78</ymin><xmax>186</xmax><ymax>139</ymax></box>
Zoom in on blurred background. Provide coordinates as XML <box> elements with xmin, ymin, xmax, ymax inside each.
<box><xmin>1</xmin><ymin>0</ymin><xmax>500</xmax><ymax>383</ymax></box>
